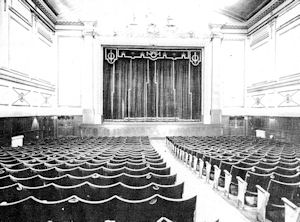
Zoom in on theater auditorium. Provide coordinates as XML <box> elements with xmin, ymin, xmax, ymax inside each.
<box><xmin>0</xmin><ymin>0</ymin><xmax>300</xmax><ymax>221</ymax></box>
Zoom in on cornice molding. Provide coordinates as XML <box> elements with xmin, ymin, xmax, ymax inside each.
<box><xmin>247</xmin><ymin>0</ymin><xmax>286</xmax><ymax>28</ymax></box>
<box><xmin>56</xmin><ymin>21</ymin><xmax>84</xmax><ymax>26</ymax></box>
<box><xmin>30</xmin><ymin>0</ymin><xmax>57</xmax><ymax>24</ymax></box>
<box><xmin>222</xmin><ymin>24</ymin><xmax>248</xmax><ymax>30</ymax></box>
<box><xmin>0</xmin><ymin>68</ymin><xmax>55</xmax><ymax>92</ymax></box>
<box><xmin>217</xmin><ymin>0</ymin><xmax>292</xmax><ymax>34</ymax></box>
<box><xmin>247</xmin><ymin>73</ymin><xmax>300</xmax><ymax>93</ymax></box>
<box><xmin>21</xmin><ymin>0</ymin><xmax>56</xmax><ymax>31</ymax></box>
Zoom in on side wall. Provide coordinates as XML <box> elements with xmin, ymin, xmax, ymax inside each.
<box><xmin>0</xmin><ymin>1</ymin><xmax>84</xmax><ymax>142</ymax></box>
<box><xmin>222</xmin><ymin>1</ymin><xmax>300</xmax><ymax>143</ymax></box>
<box><xmin>0</xmin><ymin>0</ymin><xmax>56</xmax><ymax>116</ymax></box>
<box><xmin>245</xmin><ymin>1</ymin><xmax>300</xmax><ymax>116</ymax></box>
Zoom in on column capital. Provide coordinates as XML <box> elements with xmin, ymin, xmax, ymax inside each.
<box><xmin>209</xmin><ymin>23</ymin><xmax>224</xmax><ymax>40</ymax></box>
<box><xmin>82</xmin><ymin>21</ymin><xmax>98</xmax><ymax>38</ymax></box>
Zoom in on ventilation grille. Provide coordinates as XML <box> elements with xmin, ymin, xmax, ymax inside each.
<box><xmin>250</xmin><ymin>26</ymin><xmax>270</xmax><ymax>47</ymax></box>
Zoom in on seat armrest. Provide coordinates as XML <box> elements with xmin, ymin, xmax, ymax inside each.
<box><xmin>256</xmin><ymin>185</ymin><xmax>270</xmax><ymax>222</ymax></box>
<box><xmin>256</xmin><ymin>185</ymin><xmax>268</xmax><ymax>195</ymax></box>
<box><xmin>205</xmin><ymin>161</ymin><xmax>211</xmax><ymax>183</ymax></box>
<box><xmin>224</xmin><ymin>170</ymin><xmax>232</xmax><ymax>197</ymax></box>
<box><xmin>282</xmin><ymin>197</ymin><xmax>300</xmax><ymax>222</ymax></box>
<box><xmin>198</xmin><ymin>159</ymin><xmax>204</xmax><ymax>178</ymax></box>
<box><xmin>224</xmin><ymin>169</ymin><xmax>231</xmax><ymax>176</ymax></box>
<box><xmin>237</xmin><ymin>176</ymin><xmax>247</xmax><ymax>208</ymax></box>
<box><xmin>282</xmin><ymin>197</ymin><xmax>298</xmax><ymax>210</ymax></box>
<box><xmin>213</xmin><ymin>165</ymin><xmax>221</xmax><ymax>190</ymax></box>
<box><xmin>237</xmin><ymin>176</ymin><xmax>246</xmax><ymax>184</ymax></box>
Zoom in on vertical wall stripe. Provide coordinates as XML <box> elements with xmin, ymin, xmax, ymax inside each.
<box><xmin>111</xmin><ymin>63</ymin><xmax>115</xmax><ymax>118</ymax></box>
<box><xmin>128</xmin><ymin>59</ymin><xmax>132</xmax><ymax>118</ymax></box>
<box><xmin>155</xmin><ymin>61</ymin><xmax>159</xmax><ymax>118</ymax></box>
<box><xmin>188</xmin><ymin>62</ymin><xmax>193</xmax><ymax>119</ymax></box>
<box><xmin>172</xmin><ymin>60</ymin><xmax>176</xmax><ymax>117</ymax></box>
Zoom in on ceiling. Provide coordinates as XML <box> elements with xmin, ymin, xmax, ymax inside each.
<box><xmin>42</xmin><ymin>0</ymin><xmax>282</xmax><ymax>37</ymax></box>
<box><xmin>44</xmin><ymin>0</ymin><xmax>275</xmax><ymax>23</ymax></box>
<box><xmin>222</xmin><ymin>0</ymin><xmax>273</xmax><ymax>22</ymax></box>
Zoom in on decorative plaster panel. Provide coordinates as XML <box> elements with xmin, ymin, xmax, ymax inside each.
<box><xmin>12</xmin><ymin>87</ymin><xmax>30</xmax><ymax>106</ymax></box>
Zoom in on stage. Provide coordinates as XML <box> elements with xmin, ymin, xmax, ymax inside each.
<box><xmin>80</xmin><ymin>122</ymin><xmax>223</xmax><ymax>138</ymax></box>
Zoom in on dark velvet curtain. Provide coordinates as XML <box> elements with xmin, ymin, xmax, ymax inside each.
<box><xmin>175</xmin><ymin>59</ymin><xmax>190</xmax><ymax>119</ymax></box>
<box><xmin>103</xmin><ymin>57</ymin><xmax>201</xmax><ymax>120</ymax></box>
<box><xmin>129</xmin><ymin>59</ymin><xmax>147</xmax><ymax>117</ymax></box>
<box><xmin>191</xmin><ymin>64</ymin><xmax>202</xmax><ymax>119</ymax></box>
<box><xmin>157</xmin><ymin>60</ymin><xmax>174</xmax><ymax>117</ymax></box>
<box><xmin>103</xmin><ymin>61</ymin><xmax>113</xmax><ymax>119</ymax></box>
<box><xmin>147</xmin><ymin>61</ymin><xmax>156</xmax><ymax>117</ymax></box>
<box><xmin>113</xmin><ymin>59</ymin><xmax>130</xmax><ymax>119</ymax></box>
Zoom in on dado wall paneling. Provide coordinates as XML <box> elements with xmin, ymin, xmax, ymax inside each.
<box><xmin>245</xmin><ymin>1</ymin><xmax>300</xmax><ymax>117</ymax></box>
<box><xmin>0</xmin><ymin>0</ymin><xmax>56</xmax><ymax>117</ymax></box>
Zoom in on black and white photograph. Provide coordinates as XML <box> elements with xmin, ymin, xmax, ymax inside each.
<box><xmin>0</xmin><ymin>0</ymin><xmax>300</xmax><ymax>221</ymax></box>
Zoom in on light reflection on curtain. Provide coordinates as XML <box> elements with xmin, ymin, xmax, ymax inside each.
<box><xmin>103</xmin><ymin>60</ymin><xmax>113</xmax><ymax>119</ymax></box>
<box><xmin>157</xmin><ymin>60</ymin><xmax>174</xmax><ymax>117</ymax></box>
<box><xmin>129</xmin><ymin>59</ymin><xmax>147</xmax><ymax>117</ymax></box>
<box><xmin>175</xmin><ymin>59</ymin><xmax>190</xmax><ymax>119</ymax></box>
<box><xmin>113</xmin><ymin>59</ymin><xmax>130</xmax><ymax>119</ymax></box>
<box><xmin>147</xmin><ymin>61</ymin><xmax>156</xmax><ymax>117</ymax></box>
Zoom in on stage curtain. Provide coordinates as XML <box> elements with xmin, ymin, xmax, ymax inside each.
<box><xmin>103</xmin><ymin>56</ymin><xmax>201</xmax><ymax>121</ymax></box>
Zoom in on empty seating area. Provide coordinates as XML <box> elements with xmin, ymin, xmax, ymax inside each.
<box><xmin>0</xmin><ymin>137</ymin><xmax>196</xmax><ymax>222</ymax></box>
<box><xmin>166</xmin><ymin>136</ymin><xmax>300</xmax><ymax>222</ymax></box>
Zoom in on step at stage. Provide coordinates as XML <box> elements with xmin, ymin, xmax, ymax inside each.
<box><xmin>80</xmin><ymin>122</ymin><xmax>223</xmax><ymax>138</ymax></box>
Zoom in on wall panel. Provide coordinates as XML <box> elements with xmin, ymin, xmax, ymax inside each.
<box><xmin>0</xmin><ymin>0</ymin><xmax>57</xmax><ymax>118</ymax></box>
<box><xmin>8</xmin><ymin>15</ymin><xmax>32</xmax><ymax>75</ymax></box>
<box><xmin>221</xmin><ymin>39</ymin><xmax>245</xmax><ymax>108</ymax></box>
<box><xmin>244</xmin><ymin>2</ymin><xmax>300</xmax><ymax>117</ymax></box>
<box><xmin>276</xmin><ymin>19</ymin><xmax>300</xmax><ymax>77</ymax></box>
<box><xmin>247</xmin><ymin>37</ymin><xmax>272</xmax><ymax>85</ymax></box>
<box><xmin>57</xmin><ymin>36</ymin><xmax>83</xmax><ymax>107</ymax></box>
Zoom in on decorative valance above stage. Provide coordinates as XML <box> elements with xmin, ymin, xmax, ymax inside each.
<box><xmin>103</xmin><ymin>47</ymin><xmax>202</xmax><ymax>122</ymax></box>
<box><xmin>105</xmin><ymin>48</ymin><xmax>202</xmax><ymax>67</ymax></box>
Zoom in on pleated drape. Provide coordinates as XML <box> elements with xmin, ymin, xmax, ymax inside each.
<box><xmin>103</xmin><ymin>57</ymin><xmax>201</xmax><ymax>121</ymax></box>
<box><xmin>129</xmin><ymin>59</ymin><xmax>147</xmax><ymax>118</ymax></box>
<box><xmin>156</xmin><ymin>60</ymin><xmax>175</xmax><ymax>117</ymax></box>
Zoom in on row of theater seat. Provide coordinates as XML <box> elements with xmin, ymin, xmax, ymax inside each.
<box><xmin>0</xmin><ymin>181</ymin><xmax>184</xmax><ymax>202</ymax></box>
<box><xmin>0</xmin><ymin>173</ymin><xmax>177</xmax><ymax>187</ymax></box>
<box><xmin>166</xmin><ymin>136</ymin><xmax>300</xmax><ymax>222</ymax></box>
<box><xmin>0</xmin><ymin>136</ymin><xmax>197</xmax><ymax>222</ymax></box>
<box><xmin>0</xmin><ymin>165</ymin><xmax>171</xmax><ymax>177</ymax></box>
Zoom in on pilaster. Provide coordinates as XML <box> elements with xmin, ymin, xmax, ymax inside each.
<box><xmin>0</xmin><ymin>0</ymin><xmax>9</xmax><ymax>68</ymax></box>
<box><xmin>209</xmin><ymin>24</ymin><xmax>223</xmax><ymax>124</ymax></box>
<box><xmin>269</xmin><ymin>17</ymin><xmax>277</xmax><ymax>80</ymax></box>
<box><xmin>81</xmin><ymin>21</ymin><xmax>101</xmax><ymax>124</ymax></box>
